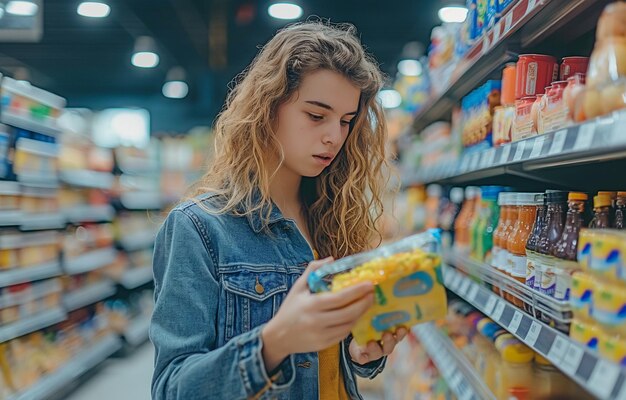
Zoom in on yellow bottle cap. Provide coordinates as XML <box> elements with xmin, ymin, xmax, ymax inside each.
<box><xmin>598</xmin><ymin>191</ymin><xmax>617</xmax><ymax>200</ymax></box>
<box><xmin>595</xmin><ymin>194</ymin><xmax>612</xmax><ymax>208</ymax></box>
<box><xmin>569</xmin><ymin>192</ymin><xmax>588</xmax><ymax>201</ymax></box>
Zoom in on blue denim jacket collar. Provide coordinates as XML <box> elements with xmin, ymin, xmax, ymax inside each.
<box><xmin>244</xmin><ymin>189</ymin><xmax>288</xmax><ymax>233</ymax></box>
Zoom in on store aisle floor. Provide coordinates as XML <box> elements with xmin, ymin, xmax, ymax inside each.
<box><xmin>67</xmin><ymin>343</ymin><xmax>154</xmax><ymax>400</ymax></box>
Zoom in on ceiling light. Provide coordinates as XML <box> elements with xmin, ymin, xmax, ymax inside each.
<box><xmin>377</xmin><ymin>89</ymin><xmax>402</xmax><ymax>109</ymax></box>
<box><xmin>163</xmin><ymin>81</ymin><xmax>189</xmax><ymax>99</ymax></box>
<box><xmin>397</xmin><ymin>59</ymin><xmax>423</xmax><ymax>77</ymax></box>
<box><xmin>132</xmin><ymin>36</ymin><xmax>159</xmax><ymax>68</ymax></box>
<box><xmin>268</xmin><ymin>3</ymin><xmax>303</xmax><ymax>20</ymax></box>
<box><xmin>438</xmin><ymin>6</ymin><xmax>468</xmax><ymax>23</ymax></box>
<box><xmin>77</xmin><ymin>2</ymin><xmax>110</xmax><ymax>18</ymax></box>
<box><xmin>162</xmin><ymin>67</ymin><xmax>189</xmax><ymax>99</ymax></box>
<box><xmin>6</xmin><ymin>1</ymin><xmax>39</xmax><ymax>16</ymax></box>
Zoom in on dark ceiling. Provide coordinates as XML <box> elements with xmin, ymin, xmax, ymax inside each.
<box><xmin>0</xmin><ymin>0</ymin><xmax>441</xmax><ymax>132</ymax></box>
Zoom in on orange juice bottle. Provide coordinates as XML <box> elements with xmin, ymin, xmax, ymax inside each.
<box><xmin>454</xmin><ymin>187</ymin><xmax>480</xmax><ymax>254</ymax></box>
<box><xmin>492</xmin><ymin>192</ymin><xmax>510</xmax><ymax>272</ymax></box>
<box><xmin>507</xmin><ymin>193</ymin><xmax>538</xmax><ymax>307</ymax></box>
<box><xmin>500</xmin><ymin>193</ymin><xmax>519</xmax><ymax>301</ymax></box>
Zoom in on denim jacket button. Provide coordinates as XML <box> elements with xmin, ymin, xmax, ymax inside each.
<box><xmin>255</xmin><ymin>277</ymin><xmax>265</xmax><ymax>294</ymax></box>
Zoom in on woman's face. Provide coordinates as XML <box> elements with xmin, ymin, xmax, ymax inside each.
<box><xmin>273</xmin><ymin>69</ymin><xmax>361</xmax><ymax>178</ymax></box>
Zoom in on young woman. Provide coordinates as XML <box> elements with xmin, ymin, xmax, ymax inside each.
<box><xmin>150</xmin><ymin>21</ymin><xmax>408</xmax><ymax>400</ymax></box>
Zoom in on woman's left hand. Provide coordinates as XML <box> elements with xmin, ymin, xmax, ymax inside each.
<box><xmin>348</xmin><ymin>327</ymin><xmax>408</xmax><ymax>364</ymax></box>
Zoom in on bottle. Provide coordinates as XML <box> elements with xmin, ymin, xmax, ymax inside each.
<box><xmin>589</xmin><ymin>194</ymin><xmax>612</xmax><ymax>229</ymax></box>
<box><xmin>470</xmin><ymin>188</ymin><xmax>484</xmax><ymax>259</ymax></box>
<box><xmin>507</xmin><ymin>193</ymin><xmax>538</xmax><ymax>307</ymax></box>
<box><xmin>492</xmin><ymin>193</ymin><xmax>510</xmax><ymax>272</ymax></box>
<box><xmin>551</xmin><ymin>192</ymin><xmax>588</xmax><ymax>301</ymax></box>
<box><xmin>501</xmin><ymin>194</ymin><xmax>520</xmax><ymax>302</ymax></box>
<box><xmin>537</xmin><ymin>191</ymin><xmax>568</xmax><ymax>297</ymax></box>
<box><xmin>615</xmin><ymin>191</ymin><xmax>626</xmax><ymax>229</ymax></box>
<box><xmin>598</xmin><ymin>191</ymin><xmax>617</xmax><ymax>222</ymax></box>
<box><xmin>425</xmin><ymin>184</ymin><xmax>442</xmax><ymax>230</ymax></box>
<box><xmin>525</xmin><ymin>193</ymin><xmax>546</xmax><ymax>290</ymax></box>
<box><xmin>454</xmin><ymin>186</ymin><xmax>479</xmax><ymax>253</ymax></box>
<box><xmin>494</xmin><ymin>334</ymin><xmax>534</xmax><ymax>400</ymax></box>
<box><xmin>476</xmin><ymin>187</ymin><xmax>503</xmax><ymax>263</ymax></box>
<box><xmin>440</xmin><ymin>187</ymin><xmax>465</xmax><ymax>247</ymax></box>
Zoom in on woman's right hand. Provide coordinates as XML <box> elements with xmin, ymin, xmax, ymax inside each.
<box><xmin>261</xmin><ymin>257</ymin><xmax>375</xmax><ymax>372</ymax></box>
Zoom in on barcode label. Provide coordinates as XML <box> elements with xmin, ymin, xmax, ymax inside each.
<box><xmin>493</xmin><ymin>301</ymin><xmax>506</xmax><ymax>321</ymax></box>
<box><xmin>527</xmin><ymin>0</ymin><xmax>538</xmax><ymax>13</ymax></box>
<box><xmin>509</xmin><ymin>311</ymin><xmax>523</xmax><ymax>333</ymax></box>
<box><xmin>530</xmin><ymin>136</ymin><xmax>545</xmax><ymax>158</ymax></box>
<box><xmin>504</xmin><ymin>12</ymin><xmax>513</xmax><ymax>32</ymax></box>
<box><xmin>458</xmin><ymin>279</ymin><xmax>471</xmax><ymax>296</ymax></box>
<box><xmin>468</xmin><ymin>285</ymin><xmax>479</xmax><ymax>302</ymax></box>
<box><xmin>549</xmin><ymin>130</ymin><xmax>567</xmax><ymax>155</ymax></box>
<box><xmin>513</xmin><ymin>141</ymin><xmax>526</xmax><ymax>161</ymax></box>
<box><xmin>562</xmin><ymin>344</ymin><xmax>585</xmax><ymax>375</ymax></box>
<box><xmin>525</xmin><ymin>321</ymin><xmax>542</xmax><ymax>346</ymax></box>
<box><xmin>588</xmin><ymin>360</ymin><xmax>620</xmax><ymax>398</ymax></box>
<box><xmin>500</xmin><ymin>144</ymin><xmax>512</xmax><ymax>163</ymax></box>
<box><xmin>485</xmin><ymin>296</ymin><xmax>498</xmax><ymax>314</ymax></box>
<box><xmin>574</xmin><ymin>124</ymin><xmax>595</xmax><ymax>150</ymax></box>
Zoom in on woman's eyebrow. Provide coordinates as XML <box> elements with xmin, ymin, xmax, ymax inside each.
<box><xmin>305</xmin><ymin>100</ymin><xmax>358</xmax><ymax>115</ymax></box>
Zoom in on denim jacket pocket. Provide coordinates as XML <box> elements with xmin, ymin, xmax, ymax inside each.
<box><xmin>221</xmin><ymin>267</ymin><xmax>289</xmax><ymax>341</ymax></box>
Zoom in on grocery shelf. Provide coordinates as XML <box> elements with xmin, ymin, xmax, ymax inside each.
<box><xmin>119</xmin><ymin>191</ymin><xmax>164</xmax><ymax>211</ymax></box>
<box><xmin>15</xmin><ymin>173</ymin><xmax>59</xmax><ymax>188</ymax></box>
<box><xmin>119</xmin><ymin>265</ymin><xmax>153</xmax><ymax>290</ymax></box>
<box><xmin>118</xmin><ymin>230</ymin><xmax>156</xmax><ymax>252</ymax></box>
<box><xmin>20</xmin><ymin>213</ymin><xmax>66</xmax><ymax>231</ymax></box>
<box><xmin>411</xmin><ymin>0</ymin><xmax>608</xmax><ymax>133</ymax></box>
<box><xmin>1</xmin><ymin>112</ymin><xmax>61</xmax><ymax>137</ymax></box>
<box><xmin>406</xmin><ymin>110</ymin><xmax>626</xmax><ymax>190</ymax></box>
<box><xmin>442</xmin><ymin>264</ymin><xmax>626</xmax><ymax>400</ymax></box>
<box><xmin>0</xmin><ymin>210</ymin><xmax>23</xmax><ymax>227</ymax></box>
<box><xmin>413</xmin><ymin>323</ymin><xmax>496</xmax><ymax>400</ymax></box>
<box><xmin>7</xmin><ymin>334</ymin><xmax>123</xmax><ymax>400</ymax></box>
<box><xmin>64</xmin><ymin>204</ymin><xmax>115</xmax><ymax>224</ymax></box>
<box><xmin>63</xmin><ymin>247</ymin><xmax>118</xmax><ymax>276</ymax></box>
<box><xmin>123</xmin><ymin>315</ymin><xmax>151</xmax><ymax>347</ymax></box>
<box><xmin>60</xmin><ymin>170</ymin><xmax>115</xmax><ymax>190</ymax></box>
<box><xmin>0</xmin><ymin>280</ymin><xmax>61</xmax><ymax>309</ymax></box>
<box><xmin>0</xmin><ymin>308</ymin><xmax>66</xmax><ymax>343</ymax></box>
<box><xmin>62</xmin><ymin>280</ymin><xmax>116</xmax><ymax>312</ymax></box>
<box><xmin>0</xmin><ymin>260</ymin><xmax>62</xmax><ymax>288</ymax></box>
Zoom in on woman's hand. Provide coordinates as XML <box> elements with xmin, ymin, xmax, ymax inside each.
<box><xmin>262</xmin><ymin>258</ymin><xmax>374</xmax><ymax>372</ymax></box>
<box><xmin>348</xmin><ymin>327</ymin><xmax>408</xmax><ymax>365</ymax></box>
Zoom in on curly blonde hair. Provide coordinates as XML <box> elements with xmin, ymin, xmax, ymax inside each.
<box><xmin>190</xmin><ymin>21</ymin><xmax>389</xmax><ymax>258</ymax></box>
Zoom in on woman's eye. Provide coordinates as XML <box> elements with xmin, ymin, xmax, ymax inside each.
<box><xmin>308</xmin><ymin>113</ymin><xmax>323</xmax><ymax>121</ymax></box>
<box><xmin>340</xmin><ymin>120</ymin><xmax>351</xmax><ymax>126</ymax></box>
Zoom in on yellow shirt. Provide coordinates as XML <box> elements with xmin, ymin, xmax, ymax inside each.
<box><xmin>313</xmin><ymin>249</ymin><xmax>350</xmax><ymax>400</ymax></box>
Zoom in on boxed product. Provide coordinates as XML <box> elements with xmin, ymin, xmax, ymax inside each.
<box><xmin>461</xmin><ymin>80</ymin><xmax>502</xmax><ymax>149</ymax></box>
<box><xmin>308</xmin><ymin>230</ymin><xmax>447</xmax><ymax>344</ymax></box>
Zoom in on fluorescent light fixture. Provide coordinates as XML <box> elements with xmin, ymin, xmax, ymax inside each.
<box><xmin>163</xmin><ymin>81</ymin><xmax>189</xmax><ymax>99</ymax></box>
<box><xmin>132</xmin><ymin>52</ymin><xmax>159</xmax><ymax>68</ymax></box>
<box><xmin>268</xmin><ymin>3</ymin><xmax>303</xmax><ymax>20</ymax></box>
<box><xmin>397</xmin><ymin>59</ymin><xmax>423</xmax><ymax>76</ymax></box>
<box><xmin>78</xmin><ymin>2</ymin><xmax>110</xmax><ymax>18</ymax></box>
<box><xmin>6</xmin><ymin>1</ymin><xmax>39</xmax><ymax>16</ymax></box>
<box><xmin>438</xmin><ymin>6</ymin><xmax>468</xmax><ymax>23</ymax></box>
<box><xmin>377</xmin><ymin>89</ymin><xmax>402</xmax><ymax>109</ymax></box>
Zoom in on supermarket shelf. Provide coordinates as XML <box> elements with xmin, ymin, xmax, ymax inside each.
<box><xmin>60</xmin><ymin>170</ymin><xmax>115</xmax><ymax>190</ymax></box>
<box><xmin>406</xmin><ymin>110</ymin><xmax>626</xmax><ymax>190</ymax></box>
<box><xmin>411</xmin><ymin>0</ymin><xmax>607</xmax><ymax>133</ymax></box>
<box><xmin>442</xmin><ymin>264</ymin><xmax>626</xmax><ymax>400</ymax></box>
<box><xmin>64</xmin><ymin>204</ymin><xmax>115</xmax><ymax>224</ymax></box>
<box><xmin>20</xmin><ymin>213</ymin><xmax>66</xmax><ymax>231</ymax></box>
<box><xmin>414</xmin><ymin>323</ymin><xmax>496</xmax><ymax>400</ymax></box>
<box><xmin>0</xmin><ymin>308</ymin><xmax>66</xmax><ymax>343</ymax></box>
<box><xmin>63</xmin><ymin>247</ymin><xmax>118</xmax><ymax>276</ymax></box>
<box><xmin>0</xmin><ymin>210</ymin><xmax>23</xmax><ymax>227</ymax></box>
<box><xmin>1</xmin><ymin>112</ymin><xmax>61</xmax><ymax>137</ymax></box>
<box><xmin>0</xmin><ymin>260</ymin><xmax>62</xmax><ymax>288</ymax></box>
<box><xmin>119</xmin><ymin>265</ymin><xmax>153</xmax><ymax>290</ymax></box>
<box><xmin>123</xmin><ymin>315</ymin><xmax>151</xmax><ymax>347</ymax></box>
<box><xmin>15</xmin><ymin>173</ymin><xmax>59</xmax><ymax>188</ymax></box>
<box><xmin>0</xmin><ymin>280</ymin><xmax>62</xmax><ymax>309</ymax></box>
<box><xmin>63</xmin><ymin>280</ymin><xmax>116</xmax><ymax>312</ymax></box>
<box><xmin>119</xmin><ymin>191</ymin><xmax>163</xmax><ymax>210</ymax></box>
<box><xmin>118</xmin><ymin>230</ymin><xmax>156</xmax><ymax>252</ymax></box>
<box><xmin>8</xmin><ymin>334</ymin><xmax>123</xmax><ymax>400</ymax></box>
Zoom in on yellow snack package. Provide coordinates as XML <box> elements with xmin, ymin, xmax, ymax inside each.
<box><xmin>308</xmin><ymin>231</ymin><xmax>447</xmax><ymax>345</ymax></box>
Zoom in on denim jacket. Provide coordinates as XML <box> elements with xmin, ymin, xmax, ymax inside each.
<box><xmin>150</xmin><ymin>193</ymin><xmax>386</xmax><ymax>400</ymax></box>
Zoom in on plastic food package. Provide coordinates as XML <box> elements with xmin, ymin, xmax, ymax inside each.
<box><xmin>308</xmin><ymin>230</ymin><xmax>447</xmax><ymax>344</ymax></box>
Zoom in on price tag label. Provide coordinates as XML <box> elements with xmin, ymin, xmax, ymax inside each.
<box><xmin>500</xmin><ymin>144</ymin><xmax>512</xmax><ymax>163</ymax></box>
<box><xmin>493</xmin><ymin>301</ymin><xmax>506</xmax><ymax>321</ymax></box>
<box><xmin>493</xmin><ymin>21</ymin><xmax>502</xmax><ymax>43</ymax></box>
<box><xmin>485</xmin><ymin>296</ymin><xmax>498</xmax><ymax>314</ymax></box>
<box><xmin>451</xmin><ymin>273</ymin><xmax>463</xmax><ymax>291</ymax></box>
<box><xmin>549</xmin><ymin>130</ymin><xmax>567</xmax><ymax>155</ymax></box>
<box><xmin>561</xmin><ymin>344</ymin><xmax>585</xmax><ymax>375</ymax></box>
<box><xmin>574</xmin><ymin>124</ymin><xmax>596</xmax><ymax>150</ymax></box>
<box><xmin>509</xmin><ymin>311</ymin><xmax>523</xmax><ymax>333</ymax></box>
<box><xmin>459</xmin><ymin>279</ymin><xmax>471</xmax><ymax>296</ymax></box>
<box><xmin>615</xmin><ymin>378</ymin><xmax>626</xmax><ymax>400</ymax></box>
<box><xmin>547</xmin><ymin>335</ymin><xmax>569</xmax><ymax>364</ymax></box>
<box><xmin>530</xmin><ymin>136</ymin><xmax>545</xmax><ymax>158</ymax></box>
<box><xmin>504</xmin><ymin>11</ymin><xmax>513</xmax><ymax>33</ymax></box>
<box><xmin>513</xmin><ymin>141</ymin><xmax>526</xmax><ymax>161</ymax></box>
<box><xmin>527</xmin><ymin>0</ymin><xmax>538</xmax><ymax>13</ymax></box>
<box><xmin>525</xmin><ymin>321</ymin><xmax>542</xmax><ymax>346</ymax></box>
<box><xmin>459</xmin><ymin>156</ymin><xmax>471</xmax><ymax>173</ymax></box>
<box><xmin>482</xmin><ymin>34</ymin><xmax>490</xmax><ymax>55</ymax></box>
<box><xmin>469</xmin><ymin>153</ymin><xmax>480</xmax><ymax>171</ymax></box>
<box><xmin>481</xmin><ymin>148</ymin><xmax>496</xmax><ymax>169</ymax></box>
<box><xmin>588</xmin><ymin>360</ymin><xmax>620</xmax><ymax>398</ymax></box>
<box><xmin>468</xmin><ymin>285</ymin><xmax>480</xmax><ymax>302</ymax></box>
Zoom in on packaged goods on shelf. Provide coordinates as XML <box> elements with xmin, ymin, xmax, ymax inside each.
<box><xmin>63</xmin><ymin>224</ymin><xmax>114</xmax><ymax>260</ymax></box>
<box><xmin>461</xmin><ymin>80</ymin><xmax>501</xmax><ymax>150</ymax></box>
<box><xmin>429</xmin><ymin>23</ymin><xmax>464</xmax><ymax>95</ymax></box>
<box><xmin>0</xmin><ymin>231</ymin><xmax>60</xmax><ymax>271</ymax></box>
<box><xmin>308</xmin><ymin>231</ymin><xmax>446</xmax><ymax>344</ymax></box>
<box><xmin>21</xmin><ymin>185</ymin><xmax>59</xmax><ymax>215</ymax></box>
<box><xmin>0</xmin><ymin>181</ymin><xmax>20</xmax><ymax>214</ymax></box>
<box><xmin>0</xmin><ymin>279</ymin><xmax>62</xmax><ymax>326</ymax></box>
